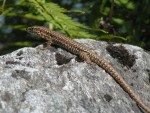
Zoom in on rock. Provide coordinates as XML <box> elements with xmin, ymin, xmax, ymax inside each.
<box><xmin>0</xmin><ymin>39</ymin><xmax>149</xmax><ymax>113</ymax></box>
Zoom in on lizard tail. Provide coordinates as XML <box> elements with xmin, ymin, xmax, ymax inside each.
<box><xmin>91</xmin><ymin>55</ymin><xmax>150</xmax><ymax>113</ymax></box>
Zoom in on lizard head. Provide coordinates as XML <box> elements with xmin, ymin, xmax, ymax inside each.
<box><xmin>26</xmin><ymin>26</ymin><xmax>50</xmax><ymax>40</ymax></box>
<box><xmin>26</xmin><ymin>26</ymin><xmax>42</xmax><ymax>35</ymax></box>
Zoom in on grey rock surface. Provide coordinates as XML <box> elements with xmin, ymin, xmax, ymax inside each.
<box><xmin>0</xmin><ymin>39</ymin><xmax>150</xmax><ymax>113</ymax></box>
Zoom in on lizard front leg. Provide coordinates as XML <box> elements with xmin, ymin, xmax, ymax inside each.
<box><xmin>41</xmin><ymin>39</ymin><xmax>52</xmax><ymax>50</ymax></box>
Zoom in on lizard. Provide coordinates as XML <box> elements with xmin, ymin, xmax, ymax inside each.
<box><xmin>26</xmin><ymin>26</ymin><xmax>150</xmax><ymax>113</ymax></box>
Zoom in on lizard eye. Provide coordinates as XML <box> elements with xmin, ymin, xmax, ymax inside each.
<box><xmin>26</xmin><ymin>27</ymin><xmax>33</xmax><ymax>33</ymax></box>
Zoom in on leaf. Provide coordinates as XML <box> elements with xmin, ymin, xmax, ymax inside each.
<box><xmin>26</xmin><ymin>0</ymin><xmax>112</xmax><ymax>39</ymax></box>
<box><xmin>1</xmin><ymin>0</ymin><xmax>126</xmax><ymax>41</ymax></box>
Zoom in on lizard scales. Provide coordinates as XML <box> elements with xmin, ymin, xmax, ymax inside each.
<box><xmin>27</xmin><ymin>26</ymin><xmax>150</xmax><ymax>113</ymax></box>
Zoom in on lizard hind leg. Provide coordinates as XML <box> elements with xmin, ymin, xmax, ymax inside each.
<box><xmin>79</xmin><ymin>51</ymin><xmax>94</xmax><ymax>64</ymax></box>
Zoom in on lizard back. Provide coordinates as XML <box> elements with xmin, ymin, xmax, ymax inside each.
<box><xmin>27</xmin><ymin>26</ymin><xmax>93</xmax><ymax>55</ymax></box>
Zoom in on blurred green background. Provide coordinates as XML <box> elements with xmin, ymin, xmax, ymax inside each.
<box><xmin>0</xmin><ymin>0</ymin><xmax>150</xmax><ymax>55</ymax></box>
